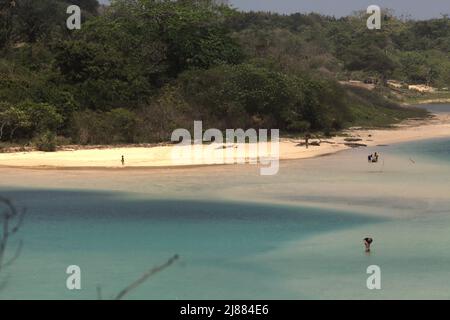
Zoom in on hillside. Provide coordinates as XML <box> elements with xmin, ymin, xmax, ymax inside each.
<box><xmin>2</xmin><ymin>0</ymin><xmax>448</xmax><ymax>149</ymax></box>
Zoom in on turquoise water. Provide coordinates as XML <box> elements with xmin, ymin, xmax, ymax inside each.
<box><xmin>0</xmin><ymin>190</ymin><xmax>382</xmax><ymax>299</ymax></box>
<box><xmin>391</xmin><ymin>138</ymin><xmax>450</xmax><ymax>164</ymax></box>
<box><xmin>395</xmin><ymin>105</ymin><xmax>450</xmax><ymax>163</ymax></box>
<box><xmin>1</xmin><ymin>133</ymin><xmax>450</xmax><ymax>299</ymax></box>
<box><xmin>412</xmin><ymin>103</ymin><xmax>450</xmax><ymax>114</ymax></box>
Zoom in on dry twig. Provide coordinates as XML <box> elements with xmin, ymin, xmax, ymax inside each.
<box><xmin>114</xmin><ymin>254</ymin><xmax>179</xmax><ymax>300</ymax></box>
<box><xmin>0</xmin><ymin>196</ymin><xmax>25</xmax><ymax>274</ymax></box>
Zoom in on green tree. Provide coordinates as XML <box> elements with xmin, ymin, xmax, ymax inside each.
<box><xmin>17</xmin><ymin>101</ymin><xmax>63</xmax><ymax>136</ymax></box>
<box><xmin>107</xmin><ymin>108</ymin><xmax>137</xmax><ymax>143</ymax></box>
<box><xmin>12</xmin><ymin>0</ymin><xmax>67</xmax><ymax>43</ymax></box>
<box><xmin>0</xmin><ymin>102</ymin><xmax>31</xmax><ymax>140</ymax></box>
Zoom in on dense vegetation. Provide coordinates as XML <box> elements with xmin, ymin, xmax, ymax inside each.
<box><xmin>2</xmin><ymin>0</ymin><xmax>447</xmax><ymax>149</ymax></box>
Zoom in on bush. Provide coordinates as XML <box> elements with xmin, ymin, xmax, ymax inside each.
<box><xmin>69</xmin><ymin>110</ymin><xmax>110</xmax><ymax>145</ymax></box>
<box><xmin>34</xmin><ymin>131</ymin><xmax>57</xmax><ymax>152</ymax></box>
<box><xmin>56</xmin><ymin>135</ymin><xmax>72</xmax><ymax>146</ymax></box>
<box><xmin>69</xmin><ymin>109</ymin><xmax>140</xmax><ymax>144</ymax></box>
<box><xmin>107</xmin><ymin>108</ymin><xmax>137</xmax><ymax>143</ymax></box>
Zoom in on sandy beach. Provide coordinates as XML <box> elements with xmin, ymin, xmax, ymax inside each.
<box><xmin>1</xmin><ymin>113</ymin><xmax>449</xmax><ymax>169</ymax></box>
<box><xmin>1</xmin><ymin>109</ymin><xmax>450</xmax><ymax>300</ymax></box>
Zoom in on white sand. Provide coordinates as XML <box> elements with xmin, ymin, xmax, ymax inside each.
<box><xmin>1</xmin><ymin>114</ymin><xmax>449</xmax><ymax>169</ymax></box>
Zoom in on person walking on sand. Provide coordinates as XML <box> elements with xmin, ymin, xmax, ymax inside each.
<box><xmin>305</xmin><ymin>133</ymin><xmax>311</xmax><ymax>149</ymax></box>
<box><xmin>364</xmin><ymin>237</ymin><xmax>373</xmax><ymax>253</ymax></box>
<box><xmin>121</xmin><ymin>155</ymin><xmax>125</xmax><ymax>166</ymax></box>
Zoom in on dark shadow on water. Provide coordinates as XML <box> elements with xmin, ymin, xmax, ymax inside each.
<box><xmin>0</xmin><ymin>188</ymin><xmax>386</xmax><ymax>222</ymax></box>
<box><xmin>0</xmin><ymin>188</ymin><xmax>389</xmax><ymax>299</ymax></box>
<box><xmin>0</xmin><ymin>188</ymin><xmax>387</xmax><ymax>251</ymax></box>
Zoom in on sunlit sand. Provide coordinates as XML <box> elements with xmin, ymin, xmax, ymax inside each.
<box><xmin>0</xmin><ymin>114</ymin><xmax>449</xmax><ymax>169</ymax></box>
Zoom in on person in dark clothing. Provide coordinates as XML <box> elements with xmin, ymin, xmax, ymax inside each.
<box><xmin>364</xmin><ymin>237</ymin><xmax>373</xmax><ymax>252</ymax></box>
<box><xmin>121</xmin><ymin>155</ymin><xmax>125</xmax><ymax>166</ymax></box>
<box><xmin>305</xmin><ymin>133</ymin><xmax>311</xmax><ymax>149</ymax></box>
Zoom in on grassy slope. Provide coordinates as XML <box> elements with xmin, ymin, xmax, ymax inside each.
<box><xmin>344</xmin><ymin>86</ymin><xmax>429</xmax><ymax>128</ymax></box>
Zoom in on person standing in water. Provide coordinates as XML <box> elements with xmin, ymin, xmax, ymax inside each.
<box><xmin>121</xmin><ymin>155</ymin><xmax>125</xmax><ymax>166</ymax></box>
<box><xmin>364</xmin><ymin>237</ymin><xmax>373</xmax><ymax>253</ymax></box>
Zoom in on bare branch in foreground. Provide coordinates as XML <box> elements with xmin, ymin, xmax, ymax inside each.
<box><xmin>96</xmin><ymin>285</ymin><xmax>103</xmax><ymax>300</ymax></box>
<box><xmin>113</xmin><ymin>254</ymin><xmax>179</xmax><ymax>300</ymax></box>
<box><xmin>0</xmin><ymin>196</ymin><xmax>25</xmax><ymax>274</ymax></box>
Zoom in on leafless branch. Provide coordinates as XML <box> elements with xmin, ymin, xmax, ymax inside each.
<box><xmin>96</xmin><ymin>285</ymin><xmax>103</xmax><ymax>300</ymax></box>
<box><xmin>3</xmin><ymin>240</ymin><xmax>23</xmax><ymax>268</ymax></box>
<box><xmin>113</xmin><ymin>254</ymin><xmax>179</xmax><ymax>300</ymax></box>
<box><xmin>0</xmin><ymin>196</ymin><xmax>25</xmax><ymax>274</ymax></box>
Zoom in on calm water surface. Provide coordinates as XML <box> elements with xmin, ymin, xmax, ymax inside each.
<box><xmin>1</xmin><ymin>108</ymin><xmax>450</xmax><ymax>299</ymax></box>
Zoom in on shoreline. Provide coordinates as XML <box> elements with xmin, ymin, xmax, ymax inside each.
<box><xmin>403</xmin><ymin>98</ymin><xmax>450</xmax><ymax>105</ymax></box>
<box><xmin>1</xmin><ymin>113</ymin><xmax>450</xmax><ymax>171</ymax></box>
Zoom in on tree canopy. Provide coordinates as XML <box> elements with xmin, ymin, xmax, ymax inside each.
<box><xmin>0</xmin><ymin>0</ymin><xmax>441</xmax><ymax>147</ymax></box>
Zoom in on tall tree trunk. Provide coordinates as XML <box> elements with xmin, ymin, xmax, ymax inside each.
<box><xmin>9</xmin><ymin>126</ymin><xmax>18</xmax><ymax>140</ymax></box>
<box><xmin>0</xmin><ymin>123</ymin><xmax>5</xmax><ymax>140</ymax></box>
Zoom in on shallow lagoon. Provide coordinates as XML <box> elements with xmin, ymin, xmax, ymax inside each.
<box><xmin>1</xmin><ymin>134</ymin><xmax>450</xmax><ymax>299</ymax></box>
<box><xmin>0</xmin><ymin>191</ymin><xmax>384</xmax><ymax>299</ymax></box>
